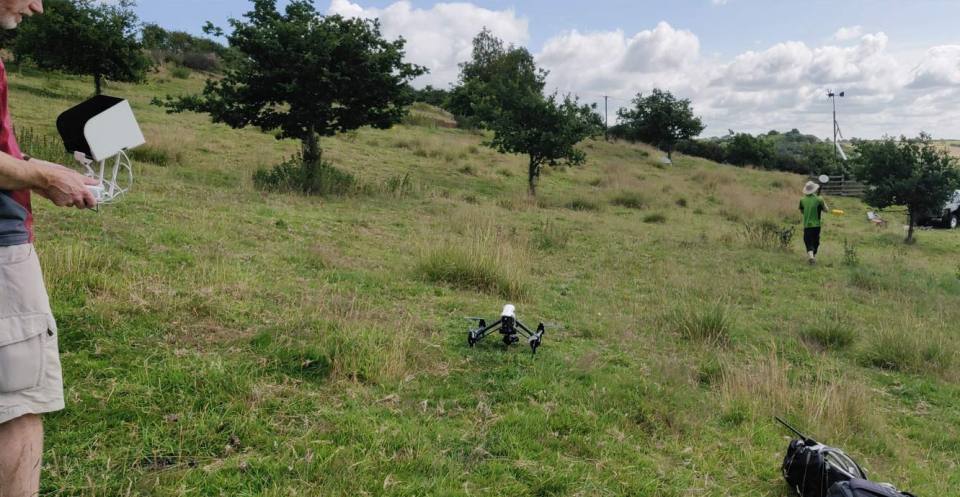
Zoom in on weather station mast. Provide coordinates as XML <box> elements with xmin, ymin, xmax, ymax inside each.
<box><xmin>827</xmin><ymin>90</ymin><xmax>848</xmax><ymax>162</ymax></box>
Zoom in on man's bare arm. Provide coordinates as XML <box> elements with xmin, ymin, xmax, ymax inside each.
<box><xmin>0</xmin><ymin>150</ymin><xmax>46</xmax><ymax>190</ymax></box>
<box><xmin>0</xmin><ymin>151</ymin><xmax>99</xmax><ymax>208</ymax></box>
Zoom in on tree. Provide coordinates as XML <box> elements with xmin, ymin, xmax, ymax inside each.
<box><xmin>725</xmin><ymin>133</ymin><xmax>774</xmax><ymax>167</ymax></box>
<box><xmin>159</xmin><ymin>0</ymin><xmax>425</xmax><ymax>190</ymax></box>
<box><xmin>616</xmin><ymin>89</ymin><xmax>705</xmax><ymax>159</ymax></box>
<box><xmin>489</xmin><ymin>92</ymin><xmax>602</xmax><ymax>195</ymax></box>
<box><xmin>451</xmin><ymin>30</ymin><xmax>600</xmax><ymax>194</ymax></box>
<box><xmin>12</xmin><ymin>0</ymin><xmax>150</xmax><ymax>94</ymax></box>
<box><xmin>448</xmin><ymin>28</ymin><xmax>546</xmax><ymax>128</ymax></box>
<box><xmin>852</xmin><ymin>133</ymin><xmax>960</xmax><ymax>244</ymax></box>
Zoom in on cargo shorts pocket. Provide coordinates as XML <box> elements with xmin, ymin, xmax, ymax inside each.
<box><xmin>0</xmin><ymin>313</ymin><xmax>49</xmax><ymax>393</ymax></box>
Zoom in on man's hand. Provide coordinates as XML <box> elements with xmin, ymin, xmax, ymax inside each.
<box><xmin>30</xmin><ymin>159</ymin><xmax>99</xmax><ymax>209</ymax></box>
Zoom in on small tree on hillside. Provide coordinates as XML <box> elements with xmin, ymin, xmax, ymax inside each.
<box><xmin>448</xmin><ymin>28</ymin><xmax>546</xmax><ymax>128</ymax></box>
<box><xmin>453</xmin><ymin>30</ymin><xmax>601</xmax><ymax>194</ymax></box>
<box><xmin>852</xmin><ymin>133</ymin><xmax>960</xmax><ymax>244</ymax></box>
<box><xmin>12</xmin><ymin>0</ymin><xmax>150</xmax><ymax>95</ymax></box>
<box><xmin>158</xmin><ymin>0</ymin><xmax>425</xmax><ymax>194</ymax></box>
<box><xmin>489</xmin><ymin>92</ymin><xmax>602</xmax><ymax>195</ymax></box>
<box><xmin>616</xmin><ymin>89</ymin><xmax>705</xmax><ymax>159</ymax></box>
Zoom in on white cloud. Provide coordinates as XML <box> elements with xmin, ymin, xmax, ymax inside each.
<box><xmin>327</xmin><ymin>1</ymin><xmax>960</xmax><ymax>138</ymax></box>
<box><xmin>908</xmin><ymin>45</ymin><xmax>960</xmax><ymax>89</ymax></box>
<box><xmin>537</xmin><ymin>22</ymin><xmax>703</xmax><ymax>102</ymax></box>
<box><xmin>833</xmin><ymin>25</ymin><xmax>863</xmax><ymax>41</ymax></box>
<box><xmin>327</xmin><ymin>0</ymin><xmax>529</xmax><ymax>87</ymax></box>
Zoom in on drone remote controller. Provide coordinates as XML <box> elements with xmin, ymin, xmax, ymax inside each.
<box><xmin>87</xmin><ymin>184</ymin><xmax>105</xmax><ymax>202</ymax></box>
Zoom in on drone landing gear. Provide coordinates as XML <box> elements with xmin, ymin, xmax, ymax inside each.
<box><xmin>467</xmin><ymin>312</ymin><xmax>546</xmax><ymax>355</ymax></box>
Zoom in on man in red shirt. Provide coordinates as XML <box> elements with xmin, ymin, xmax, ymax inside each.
<box><xmin>0</xmin><ymin>1</ymin><xmax>100</xmax><ymax>495</ymax></box>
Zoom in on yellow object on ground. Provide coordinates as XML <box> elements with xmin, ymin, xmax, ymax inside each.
<box><xmin>831</xmin><ymin>209</ymin><xmax>845</xmax><ymax>216</ymax></box>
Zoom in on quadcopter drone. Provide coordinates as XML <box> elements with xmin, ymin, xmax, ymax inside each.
<box><xmin>466</xmin><ymin>304</ymin><xmax>546</xmax><ymax>354</ymax></box>
<box><xmin>56</xmin><ymin>95</ymin><xmax>145</xmax><ymax>205</ymax></box>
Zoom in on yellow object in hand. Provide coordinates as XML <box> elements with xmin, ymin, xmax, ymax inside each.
<box><xmin>831</xmin><ymin>209</ymin><xmax>845</xmax><ymax>216</ymax></box>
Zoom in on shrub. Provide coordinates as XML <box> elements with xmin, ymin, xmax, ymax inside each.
<box><xmin>610</xmin><ymin>191</ymin><xmax>646</xmax><ymax>210</ymax></box>
<box><xmin>170</xmin><ymin>66</ymin><xmax>191</xmax><ymax>79</ymax></box>
<box><xmin>180</xmin><ymin>51</ymin><xmax>220</xmax><ymax>72</ymax></box>
<box><xmin>253</xmin><ymin>154</ymin><xmax>356</xmax><ymax>196</ymax></box>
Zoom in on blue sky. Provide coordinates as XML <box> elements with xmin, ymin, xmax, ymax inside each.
<box><xmin>136</xmin><ymin>1</ymin><xmax>960</xmax><ymax>56</ymax></box>
<box><xmin>133</xmin><ymin>1</ymin><xmax>960</xmax><ymax>138</ymax></box>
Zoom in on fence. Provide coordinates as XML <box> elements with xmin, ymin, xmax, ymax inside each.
<box><xmin>811</xmin><ymin>175</ymin><xmax>866</xmax><ymax>197</ymax></box>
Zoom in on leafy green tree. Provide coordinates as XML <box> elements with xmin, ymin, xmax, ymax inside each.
<box><xmin>616</xmin><ymin>89</ymin><xmax>705</xmax><ymax>159</ymax></box>
<box><xmin>451</xmin><ymin>30</ymin><xmax>600</xmax><ymax>194</ymax></box>
<box><xmin>12</xmin><ymin>0</ymin><xmax>150</xmax><ymax>94</ymax></box>
<box><xmin>725</xmin><ymin>133</ymin><xmax>774</xmax><ymax>167</ymax></box>
<box><xmin>852</xmin><ymin>133</ymin><xmax>960</xmax><ymax>243</ymax></box>
<box><xmin>448</xmin><ymin>28</ymin><xmax>546</xmax><ymax>128</ymax></box>
<box><xmin>158</xmin><ymin>0</ymin><xmax>425</xmax><ymax>191</ymax></box>
<box><xmin>489</xmin><ymin>92</ymin><xmax>602</xmax><ymax>195</ymax></box>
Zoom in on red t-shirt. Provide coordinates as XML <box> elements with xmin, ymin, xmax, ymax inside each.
<box><xmin>0</xmin><ymin>58</ymin><xmax>32</xmax><ymax>244</ymax></box>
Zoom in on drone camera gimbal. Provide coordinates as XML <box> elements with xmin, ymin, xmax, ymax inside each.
<box><xmin>467</xmin><ymin>305</ymin><xmax>546</xmax><ymax>354</ymax></box>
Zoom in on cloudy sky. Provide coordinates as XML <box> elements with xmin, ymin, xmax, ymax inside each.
<box><xmin>137</xmin><ymin>0</ymin><xmax>960</xmax><ymax>139</ymax></box>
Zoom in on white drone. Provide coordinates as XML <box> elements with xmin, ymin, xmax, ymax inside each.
<box><xmin>56</xmin><ymin>95</ymin><xmax>145</xmax><ymax>205</ymax></box>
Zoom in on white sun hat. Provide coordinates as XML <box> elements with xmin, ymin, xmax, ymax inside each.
<box><xmin>803</xmin><ymin>181</ymin><xmax>820</xmax><ymax>195</ymax></box>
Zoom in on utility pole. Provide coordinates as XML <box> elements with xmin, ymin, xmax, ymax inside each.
<box><xmin>604</xmin><ymin>95</ymin><xmax>609</xmax><ymax>141</ymax></box>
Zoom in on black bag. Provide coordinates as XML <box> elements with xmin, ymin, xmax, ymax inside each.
<box><xmin>827</xmin><ymin>479</ymin><xmax>917</xmax><ymax>497</ymax></box>
<box><xmin>777</xmin><ymin>418</ymin><xmax>867</xmax><ymax>497</ymax></box>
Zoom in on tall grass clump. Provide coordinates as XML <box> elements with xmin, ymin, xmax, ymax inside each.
<box><xmin>740</xmin><ymin>220</ymin><xmax>795</xmax><ymax>250</ymax></box>
<box><xmin>16</xmin><ymin>127</ymin><xmax>72</xmax><ymax>164</ymax></box>
<box><xmin>670</xmin><ymin>301</ymin><xmax>732</xmax><ymax>345</ymax></box>
<box><xmin>643</xmin><ymin>213</ymin><xmax>667</xmax><ymax>224</ymax></box>
<box><xmin>801</xmin><ymin>321</ymin><xmax>856</xmax><ymax>351</ymax></box>
<box><xmin>319</xmin><ymin>320</ymin><xmax>426</xmax><ymax>384</ymax></box>
<box><xmin>416</xmin><ymin>224</ymin><xmax>529</xmax><ymax>300</ymax></box>
<box><xmin>532</xmin><ymin>220</ymin><xmax>569</xmax><ymax>252</ymax></box>
<box><xmin>859</xmin><ymin>322</ymin><xmax>955</xmax><ymax>375</ymax></box>
<box><xmin>253</xmin><ymin>154</ymin><xmax>356</xmax><ymax>196</ymax></box>
<box><xmin>379</xmin><ymin>172</ymin><xmax>420</xmax><ymax>198</ymax></box>
<box><xmin>37</xmin><ymin>243</ymin><xmax>116</xmax><ymax>300</ymax></box>
<box><xmin>563</xmin><ymin>196</ymin><xmax>603</xmax><ymax>212</ymax></box>
<box><xmin>847</xmin><ymin>266</ymin><xmax>883</xmax><ymax>291</ymax></box>
<box><xmin>610</xmin><ymin>191</ymin><xmax>647</xmax><ymax>210</ymax></box>
<box><xmin>128</xmin><ymin>144</ymin><xmax>183</xmax><ymax>167</ymax></box>
<box><xmin>719</xmin><ymin>347</ymin><xmax>881</xmax><ymax>440</ymax></box>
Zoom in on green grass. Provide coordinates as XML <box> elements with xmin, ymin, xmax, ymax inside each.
<box><xmin>10</xmin><ymin>66</ymin><xmax>960</xmax><ymax>496</ymax></box>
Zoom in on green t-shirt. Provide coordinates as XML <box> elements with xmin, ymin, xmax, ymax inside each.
<box><xmin>799</xmin><ymin>195</ymin><xmax>826</xmax><ymax>228</ymax></box>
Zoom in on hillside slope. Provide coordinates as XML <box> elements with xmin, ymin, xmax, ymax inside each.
<box><xmin>9</xmin><ymin>66</ymin><xmax>960</xmax><ymax>496</ymax></box>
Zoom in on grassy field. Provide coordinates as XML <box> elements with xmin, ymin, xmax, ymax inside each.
<box><xmin>8</xmin><ymin>65</ymin><xmax>960</xmax><ymax>496</ymax></box>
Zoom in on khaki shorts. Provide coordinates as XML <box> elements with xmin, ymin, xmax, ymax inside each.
<box><xmin>0</xmin><ymin>244</ymin><xmax>64</xmax><ymax>425</ymax></box>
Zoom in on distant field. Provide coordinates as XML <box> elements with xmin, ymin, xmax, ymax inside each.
<box><xmin>11</xmin><ymin>65</ymin><xmax>960</xmax><ymax>496</ymax></box>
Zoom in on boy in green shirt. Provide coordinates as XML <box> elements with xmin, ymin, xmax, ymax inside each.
<box><xmin>799</xmin><ymin>181</ymin><xmax>829</xmax><ymax>264</ymax></box>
